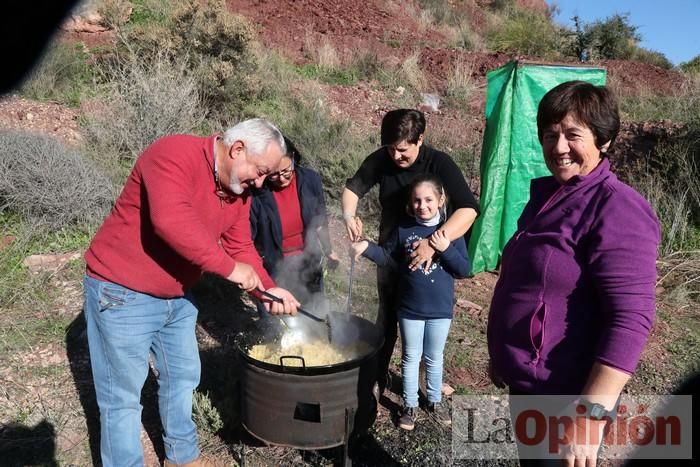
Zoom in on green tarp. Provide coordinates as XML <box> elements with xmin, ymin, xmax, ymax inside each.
<box><xmin>468</xmin><ymin>61</ymin><xmax>607</xmax><ymax>273</ymax></box>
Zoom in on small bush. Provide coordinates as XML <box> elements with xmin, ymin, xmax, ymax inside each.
<box><xmin>19</xmin><ymin>43</ymin><xmax>96</xmax><ymax>106</ymax></box>
<box><xmin>631</xmin><ymin>47</ymin><xmax>673</xmax><ymax>70</ymax></box>
<box><xmin>351</xmin><ymin>51</ymin><xmax>384</xmax><ymax>82</ymax></box>
<box><xmin>297</xmin><ymin>64</ymin><xmax>358</xmax><ymax>86</ymax></box>
<box><xmin>450</xmin><ymin>24</ymin><xmax>482</xmax><ymax>52</ymax></box>
<box><xmin>399</xmin><ymin>51</ymin><xmax>428</xmax><ymax>92</ymax></box>
<box><xmin>444</xmin><ymin>58</ymin><xmax>477</xmax><ymax>109</ymax></box>
<box><xmin>82</xmin><ymin>53</ymin><xmax>206</xmax><ymax>165</ymax></box>
<box><xmin>635</xmin><ymin>173</ymin><xmax>692</xmax><ymax>256</ymax></box>
<box><xmin>122</xmin><ymin>0</ymin><xmax>258</xmax><ymax>120</ymax></box>
<box><xmin>680</xmin><ymin>56</ymin><xmax>700</xmax><ymax>75</ymax></box>
<box><xmin>583</xmin><ymin>13</ymin><xmax>639</xmax><ymax>60</ymax></box>
<box><xmin>487</xmin><ymin>8</ymin><xmax>561</xmax><ymax>58</ymax></box>
<box><xmin>245</xmin><ymin>47</ymin><xmax>379</xmax><ymax>213</ymax></box>
<box><xmin>303</xmin><ymin>37</ymin><xmax>341</xmax><ymax>70</ymax></box>
<box><xmin>417</xmin><ymin>0</ymin><xmax>467</xmax><ymax>26</ymax></box>
<box><xmin>0</xmin><ymin>131</ymin><xmax>116</xmax><ymax>229</ymax></box>
<box><xmin>192</xmin><ymin>391</ymin><xmax>224</xmax><ymax>434</ymax></box>
<box><xmin>97</xmin><ymin>0</ymin><xmax>133</xmax><ymax>28</ymax></box>
<box><xmin>488</xmin><ymin>0</ymin><xmax>516</xmax><ymax>12</ymax></box>
<box><xmin>126</xmin><ymin>0</ymin><xmax>171</xmax><ymax>27</ymax></box>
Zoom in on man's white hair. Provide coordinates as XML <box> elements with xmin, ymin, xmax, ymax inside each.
<box><xmin>222</xmin><ymin>118</ymin><xmax>286</xmax><ymax>157</ymax></box>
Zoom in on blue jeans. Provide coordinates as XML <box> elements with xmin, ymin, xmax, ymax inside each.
<box><xmin>399</xmin><ymin>317</ymin><xmax>452</xmax><ymax>408</ymax></box>
<box><xmin>84</xmin><ymin>275</ymin><xmax>201</xmax><ymax>467</ymax></box>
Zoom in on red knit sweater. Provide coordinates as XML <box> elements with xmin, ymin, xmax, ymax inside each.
<box><xmin>85</xmin><ymin>134</ymin><xmax>274</xmax><ymax>298</ymax></box>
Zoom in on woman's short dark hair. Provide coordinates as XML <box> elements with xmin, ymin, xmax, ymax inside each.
<box><xmin>283</xmin><ymin>136</ymin><xmax>302</xmax><ymax>164</ymax></box>
<box><xmin>537</xmin><ymin>81</ymin><xmax>620</xmax><ymax>150</ymax></box>
<box><xmin>381</xmin><ymin>109</ymin><xmax>426</xmax><ymax>146</ymax></box>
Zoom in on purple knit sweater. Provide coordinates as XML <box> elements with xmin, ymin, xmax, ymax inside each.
<box><xmin>487</xmin><ymin>159</ymin><xmax>660</xmax><ymax>394</ymax></box>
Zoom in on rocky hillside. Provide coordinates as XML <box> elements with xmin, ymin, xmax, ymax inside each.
<box><xmin>225</xmin><ymin>0</ymin><xmax>688</xmax><ymax>164</ymax></box>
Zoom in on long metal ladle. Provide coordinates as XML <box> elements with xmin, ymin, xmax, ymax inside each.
<box><xmin>251</xmin><ymin>289</ymin><xmax>332</xmax><ymax>343</ymax></box>
<box><xmin>346</xmin><ymin>254</ymin><xmax>355</xmax><ymax>313</ymax></box>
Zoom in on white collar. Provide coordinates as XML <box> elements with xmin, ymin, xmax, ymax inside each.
<box><xmin>415</xmin><ymin>211</ymin><xmax>441</xmax><ymax>227</ymax></box>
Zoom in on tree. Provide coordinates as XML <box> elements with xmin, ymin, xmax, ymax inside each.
<box><xmin>585</xmin><ymin>13</ymin><xmax>640</xmax><ymax>60</ymax></box>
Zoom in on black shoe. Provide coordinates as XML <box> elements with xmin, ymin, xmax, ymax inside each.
<box><xmin>428</xmin><ymin>401</ymin><xmax>451</xmax><ymax>426</ymax></box>
<box><xmin>398</xmin><ymin>406</ymin><xmax>416</xmax><ymax>431</ymax></box>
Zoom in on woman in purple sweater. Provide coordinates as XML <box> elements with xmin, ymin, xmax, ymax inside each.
<box><xmin>487</xmin><ymin>81</ymin><xmax>661</xmax><ymax>466</ymax></box>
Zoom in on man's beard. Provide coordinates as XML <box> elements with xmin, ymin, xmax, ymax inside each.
<box><xmin>229</xmin><ymin>169</ymin><xmax>244</xmax><ymax>195</ymax></box>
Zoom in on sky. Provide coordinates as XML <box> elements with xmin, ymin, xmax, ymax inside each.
<box><xmin>547</xmin><ymin>0</ymin><xmax>700</xmax><ymax>66</ymax></box>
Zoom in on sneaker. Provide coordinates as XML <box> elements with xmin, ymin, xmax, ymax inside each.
<box><xmin>428</xmin><ymin>401</ymin><xmax>451</xmax><ymax>426</ymax></box>
<box><xmin>398</xmin><ymin>406</ymin><xmax>416</xmax><ymax>431</ymax></box>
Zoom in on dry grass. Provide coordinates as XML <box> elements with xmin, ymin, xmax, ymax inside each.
<box><xmin>0</xmin><ymin>131</ymin><xmax>116</xmax><ymax>229</ymax></box>
<box><xmin>303</xmin><ymin>34</ymin><xmax>341</xmax><ymax>70</ymax></box>
<box><xmin>399</xmin><ymin>51</ymin><xmax>428</xmax><ymax>92</ymax></box>
<box><xmin>82</xmin><ymin>52</ymin><xmax>206</xmax><ymax>165</ymax></box>
<box><xmin>444</xmin><ymin>57</ymin><xmax>477</xmax><ymax>109</ymax></box>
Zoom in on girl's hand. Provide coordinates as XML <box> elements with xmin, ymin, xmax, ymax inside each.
<box><xmin>429</xmin><ymin>229</ymin><xmax>450</xmax><ymax>253</ymax></box>
<box><xmin>349</xmin><ymin>240</ymin><xmax>369</xmax><ymax>261</ymax></box>
<box><xmin>344</xmin><ymin>215</ymin><xmax>363</xmax><ymax>242</ymax></box>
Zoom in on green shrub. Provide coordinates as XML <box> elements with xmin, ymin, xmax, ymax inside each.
<box><xmin>450</xmin><ymin>23</ymin><xmax>482</xmax><ymax>52</ymax></box>
<box><xmin>680</xmin><ymin>56</ymin><xmax>700</xmax><ymax>75</ymax></box>
<box><xmin>19</xmin><ymin>43</ymin><xmax>96</xmax><ymax>106</ymax></box>
<box><xmin>351</xmin><ymin>51</ymin><xmax>385</xmax><ymax>82</ymax></box>
<box><xmin>297</xmin><ymin>64</ymin><xmax>358</xmax><ymax>86</ymax></box>
<box><xmin>123</xmin><ymin>0</ymin><xmax>170</xmax><ymax>26</ymax></box>
<box><xmin>122</xmin><ymin>0</ymin><xmax>258</xmax><ymax>120</ymax></box>
<box><xmin>624</xmin><ymin>125</ymin><xmax>700</xmax><ymax>247</ymax></box>
<box><xmin>97</xmin><ymin>0</ymin><xmax>133</xmax><ymax>28</ymax></box>
<box><xmin>487</xmin><ymin>8</ymin><xmax>561</xmax><ymax>58</ymax></box>
<box><xmin>624</xmin><ymin>126</ymin><xmax>700</xmax><ymax>304</ymax></box>
<box><xmin>245</xmin><ymin>47</ymin><xmax>382</xmax><ymax>217</ymax></box>
<box><xmin>417</xmin><ymin>0</ymin><xmax>467</xmax><ymax>26</ymax></box>
<box><xmin>488</xmin><ymin>0</ymin><xmax>516</xmax><ymax>12</ymax></box>
<box><xmin>271</xmin><ymin>99</ymin><xmax>374</xmax><ymax>202</ymax></box>
<box><xmin>584</xmin><ymin>13</ymin><xmax>639</xmax><ymax>60</ymax></box>
<box><xmin>82</xmin><ymin>53</ymin><xmax>206</xmax><ymax>165</ymax></box>
<box><xmin>192</xmin><ymin>391</ymin><xmax>224</xmax><ymax>434</ymax></box>
<box><xmin>0</xmin><ymin>131</ymin><xmax>116</xmax><ymax>230</ymax></box>
<box><xmin>631</xmin><ymin>47</ymin><xmax>673</xmax><ymax>70</ymax></box>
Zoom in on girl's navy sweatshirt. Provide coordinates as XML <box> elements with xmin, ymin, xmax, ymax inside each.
<box><xmin>362</xmin><ymin>217</ymin><xmax>470</xmax><ymax>320</ymax></box>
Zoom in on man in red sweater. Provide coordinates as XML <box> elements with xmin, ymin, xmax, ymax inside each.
<box><xmin>83</xmin><ymin>118</ymin><xmax>299</xmax><ymax>467</ymax></box>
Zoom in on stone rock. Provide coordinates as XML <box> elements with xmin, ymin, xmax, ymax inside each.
<box><xmin>1</xmin><ymin>235</ymin><xmax>15</xmax><ymax>251</ymax></box>
<box><xmin>23</xmin><ymin>252</ymin><xmax>82</xmax><ymax>274</ymax></box>
<box><xmin>62</xmin><ymin>12</ymin><xmax>109</xmax><ymax>33</ymax></box>
<box><xmin>456</xmin><ymin>298</ymin><xmax>483</xmax><ymax>311</ymax></box>
<box><xmin>419</xmin><ymin>93</ymin><xmax>440</xmax><ymax>112</ymax></box>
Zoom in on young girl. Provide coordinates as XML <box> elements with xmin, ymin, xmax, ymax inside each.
<box><xmin>350</xmin><ymin>173</ymin><xmax>470</xmax><ymax>430</ymax></box>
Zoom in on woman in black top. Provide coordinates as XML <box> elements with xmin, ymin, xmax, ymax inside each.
<box><xmin>341</xmin><ymin>109</ymin><xmax>480</xmax><ymax>395</ymax></box>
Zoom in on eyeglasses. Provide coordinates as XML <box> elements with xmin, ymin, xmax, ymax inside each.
<box><xmin>268</xmin><ymin>160</ymin><xmax>295</xmax><ymax>181</ymax></box>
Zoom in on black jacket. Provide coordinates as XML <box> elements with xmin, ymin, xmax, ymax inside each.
<box><xmin>345</xmin><ymin>144</ymin><xmax>480</xmax><ymax>242</ymax></box>
<box><xmin>250</xmin><ymin>166</ymin><xmax>333</xmax><ymax>278</ymax></box>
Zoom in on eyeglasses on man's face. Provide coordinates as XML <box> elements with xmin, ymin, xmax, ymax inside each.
<box><xmin>268</xmin><ymin>160</ymin><xmax>295</xmax><ymax>180</ymax></box>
